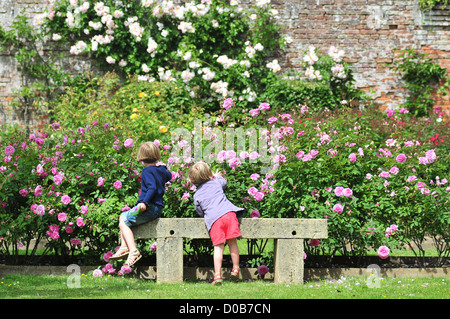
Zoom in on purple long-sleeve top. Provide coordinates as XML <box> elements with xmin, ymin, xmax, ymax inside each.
<box><xmin>193</xmin><ymin>176</ymin><xmax>245</xmax><ymax>231</ymax></box>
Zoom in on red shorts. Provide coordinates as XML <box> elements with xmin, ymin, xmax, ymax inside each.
<box><xmin>209</xmin><ymin>212</ymin><xmax>241</xmax><ymax>246</ymax></box>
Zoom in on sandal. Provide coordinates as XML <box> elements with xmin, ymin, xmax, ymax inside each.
<box><xmin>124</xmin><ymin>250</ymin><xmax>141</xmax><ymax>267</ymax></box>
<box><xmin>109</xmin><ymin>247</ymin><xmax>129</xmax><ymax>261</ymax></box>
<box><xmin>231</xmin><ymin>268</ymin><xmax>240</xmax><ymax>281</ymax></box>
<box><xmin>212</xmin><ymin>274</ymin><xmax>223</xmax><ymax>286</ymax></box>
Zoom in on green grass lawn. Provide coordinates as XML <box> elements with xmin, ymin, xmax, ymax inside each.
<box><xmin>1</xmin><ymin>273</ymin><xmax>448</xmax><ymax>300</ymax></box>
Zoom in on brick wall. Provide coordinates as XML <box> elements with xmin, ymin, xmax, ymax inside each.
<box><xmin>1</xmin><ymin>0</ymin><xmax>449</xmax><ymax>128</ymax></box>
<box><xmin>275</xmin><ymin>0</ymin><xmax>449</xmax><ymax>116</ymax></box>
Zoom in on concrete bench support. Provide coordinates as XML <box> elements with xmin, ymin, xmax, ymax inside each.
<box><xmin>133</xmin><ymin>218</ymin><xmax>327</xmax><ymax>284</ymax></box>
<box><xmin>157</xmin><ymin>237</ymin><xmax>184</xmax><ymax>284</ymax></box>
<box><xmin>274</xmin><ymin>238</ymin><xmax>304</xmax><ymax>284</ymax></box>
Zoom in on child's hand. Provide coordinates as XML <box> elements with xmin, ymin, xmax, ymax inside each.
<box><xmin>139</xmin><ymin>203</ymin><xmax>147</xmax><ymax>212</ymax></box>
<box><xmin>213</xmin><ymin>169</ymin><xmax>223</xmax><ymax>177</ymax></box>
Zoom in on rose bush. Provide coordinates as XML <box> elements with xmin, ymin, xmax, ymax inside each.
<box><xmin>1</xmin><ymin>81</ymin><xmax>448</xmax><ymax>266</ymax></box>
<box><xmin>36</xmin><ymin>0</ymin><xmax>289</xmax><ymax>113</ymax></box>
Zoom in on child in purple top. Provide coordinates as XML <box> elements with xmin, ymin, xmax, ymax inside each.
<box><xmin>188</xmin><ymin>162</ymin><xmax>244</xmax><ymax>285</ymax></box>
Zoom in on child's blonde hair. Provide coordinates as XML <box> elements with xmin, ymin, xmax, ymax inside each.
<box><xmin>188</xmin><ymin>162</ymin><xmax>213</xmax><ymax>185</ymax></box>
<box><xmin>137</xmin><ymin>142</ymin><xmax>161</xmax><ymax>164</ymax></box>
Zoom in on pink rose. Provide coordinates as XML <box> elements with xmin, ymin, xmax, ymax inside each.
<box><xmin>103</xmin><ymin>251</ymin><xmax>114</xmax><ymax>262</ymax></box>
<box><xmin>425</xmin><ymin>149</ymin><xmax>436</xmax><ymax>163</ymax></box>
<box><xmin>248</xmin><ymin>187</ymin><xmax>258</xmax><ymax>196</ymax></box>
<box><xmin>93</xmin><ymin>269</ymin><xmax>104</xmax><ymax>277</ymax></box>
<box><xmin>53</xmin><ymin>173</ymin><xmax>63</xmax><ymax>185</ymax></box>
<box><xmin>97</xmin><ymin>177</ymin><xmax>104</xmax><ymax>187</ymax></box>
<box><xmin>34</xmin><ymin>185</ymin><xmax>43</xmax><ymax>197</ymax></box>
<box><xmin>250</xmin><ymin>209</ymin><xmax>260</xmax><ymax>218</ymax></box>
<box><xmin>310</xmin><ymin>239</ymin><xmax>320</xmax><ymax>247</ymax></box>
<box><xmin>4</xmin><ymin>145</ymin><xmax>15</xmax><ymax>156</ymax></box>
<box><xmin>113</xmin><ymin>180</ymin><xmax>122</xmax><ymax>189</ymax></box>
<box><xmin>35</xmin><ymin>204</ymin><xmax>45</xmax><ymax>216</ymax></box>
<box><xmin>349</xmin><ymin>153</ymin><xmax>357</xmax><ymax>163</ymax></box>
<box><xmin>416</xmin><ymin>182</ymin><xmax>426</xmax><ymax>190</ymax></box>
<box><xmin>70</xmin><ymin>238</ymin><xmax>81</xmax><ymax>245</ymax></box>
<box><xmin>19</xmin><ymin>189</ymin><xmax>28</xmax><ymax>197</ymax></box>
<box><xmin>379</xmin><ymin>171</ymin><xmax>390</xmax><ymax>178</ymax></box>
<box><xmin>258</xmin><ymin>102</ymin><xmax>270</xmax><ymax>111</ymax></box>
<box><xmin>58</xmin><ymin>212</ymin><xmax>67</xmax><ymax>222</ymax></box>
<box><xmin>333</xmin><ymin>203</ymin><xmax>344</xmax><ymax>214</ymax></box>
<box><xmin>406</xmin><ymin>175</ymin><xmax>417</xmax><ymax>182</ymax></box>
<box><xmin>119</xmin><ymin>265</ymin><xmax>132</xmax><ymax>275</ymax></box>
<box><xmin>76</xmin><ymin>217</ymin><xmax>85</xmax><ymax>227</ymax></box>
<box><xmin>228</xmin><ymin>158</ymin><xmax>241</xmax><ymax>170</ymax></box>
<box><xmin>124</xmin><ymin>138</ymin><xmax>134</xmax><ymax>148</ymax></box>
<box><xmin>217</xmin><ymin>151</ymin><xmax>227</xmax><ymax>162</ymax></box>
<box><xmin>61</xmin><ymin>195</ymin><xmax>71</xmax><ymax>205</ymax></box>
<box><xmin>268</xmin><ymin>117</ymin><xmax>278</xmax><ymax>124</ymax></box>
<box><xmin>343</xmin><ymin>187</ymin><xmax>353</xmax><ymax>197</ymax></box>
<box><xmin>334</xmin><ymin>186</ymin><xmax>344</xmax><ymax>197</ymax></box>
<box><xmin>249</xmin><ymin>109</ymin><xmax>260</xmax><ymax>117</ymax></box>
<box><xmin>49</xmin><ymin>231</ymin><xmax>59</xmax><ymax>240</ymax></box>
<box><xmin>309</xmin><ymin>150</ymin><xmax>319</xmax><ymax>158</ymax></box>
<box><xmin>377</xmin><ymin>246</ymin><xmax>390</xmax><ymax>259</ymax></box>
<box><xmin>254</xmin><ymin>192</ymin><xmax>264</xmax><ymax>201</ymax></box>
<box><xmin>223</xmin><ymin>98</ymin><xmax>233</xmax><ymax>110</ymax></box>
<box><xmin>390</xmin><ymin>166</ymin><xmax>399</xmax><ymax>175</ymax></box>
<box><xmin>249</xmin><ymin>152</ymin><xmax>260</xmax><ymax>160</ymax></box>
<box><xmin>396</xmin><ymin>154</ymin><xmax>407</xmax><ymax>163</ymax></box>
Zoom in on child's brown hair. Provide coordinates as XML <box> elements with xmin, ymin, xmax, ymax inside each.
<box><xmin>188</xmin><ymin>162</ymin><xmax>213</xmax><ymax>185</ymax></box>
<box><xmin>137</xmin><ymin>142</ymin><xmax>161</xmax><ymax>164</ymax></box>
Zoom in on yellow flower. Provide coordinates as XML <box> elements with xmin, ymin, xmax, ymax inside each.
<box><xmin>159</xmin><ymin>125</ymin><xmax>168</xmax><ymax>133</ymax></box>
<box><xmin>132</xmin><ymin>108</ymin><xmax>139</xmax><ymax>113</ymax></box>
<box><xmin>130</xmin><ymin>113</ymin><xmax>138</xmax><ymax>120</ymax></box>
<box><xmin>138</xmin><ymin>92</ymin><xmax>146</xmax><ymax>98</ymax></box>
<box><xmin>154</xmin><ymin>91</ymin><xmax>160</xmax><ymax>96</ymax></box>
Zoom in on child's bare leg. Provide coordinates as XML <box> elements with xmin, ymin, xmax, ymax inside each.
<box><xmin>227</xmin><ymin>238</ymin><xmax>240</xmax><ymax>270</ymax></box>
<box><xmin>213</xmin><ymin>243</ymin><xmax>225</xmax><ymax>276</ymax></box>
<box><xmin>119</xmin><ymin>215</ymin><xmax>137</xmax><ymax>252</ymax></box>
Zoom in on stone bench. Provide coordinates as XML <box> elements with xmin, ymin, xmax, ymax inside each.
<box><xmin>132</xmin><ymin>218</ymin><xmax>328</xmax><ymax>284</ymax></box>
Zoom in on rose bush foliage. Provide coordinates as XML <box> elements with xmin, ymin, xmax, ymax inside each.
<box><xmin>1</xmin><ymin>82</ymin><xmax>448</xmax><ymax>264</ymax></box>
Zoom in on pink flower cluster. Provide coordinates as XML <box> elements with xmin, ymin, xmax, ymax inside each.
<box><xmin>334</xmin><ymin>186</ymin><xmax>353</xmax><ymax>198</ymax></box>
<box><xmin>246</xmin><ymin>173</ymin><xmax>276</xmax><ymax>203</ymax></box>
<box><xmin>385</xmin><ymin>224</ymin><xmax>398</xmax><ymax>237</ymax></box>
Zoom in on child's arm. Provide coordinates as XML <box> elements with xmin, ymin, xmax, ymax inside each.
<box><xmin>163</xmin><ymin>166</ymin><xmax>173</xmax><ymax>183</ymax></box>
<box><xmin>194</xmin><ymin>199</ymin><xmax>204</xmax><ymax>217</ymax></box>
<box><xmin>214</xmin><ymin>175</ymin><xmax>227</xmax><ymax>188</ymax></box>
<box><xmin>139</xmin><ymin>172</ymin><xmax>157</xmax><ymax>209</ymax></box>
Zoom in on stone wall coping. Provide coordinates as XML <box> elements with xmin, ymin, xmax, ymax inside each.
<box><xmin>132</xmin><ymin>217</ymin><xmax>328</xmax><ymax>240</ymax></box>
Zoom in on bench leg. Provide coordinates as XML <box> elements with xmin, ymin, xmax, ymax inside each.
<box><xmin>156</xmin><ymin>237</ymin><xmax>183</xmax><ymax>283</ymax></box>
<box><xmin>273</xmin><ymin>239</ymin><xmax>304</xmax><ymax>284</ymax></box>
